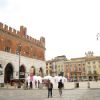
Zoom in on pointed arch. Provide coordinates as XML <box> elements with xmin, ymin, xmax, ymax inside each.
<box><xmin>4</xmin><ymin>63</ymin><xmax>14</xmax><ymax>83</ymax></box>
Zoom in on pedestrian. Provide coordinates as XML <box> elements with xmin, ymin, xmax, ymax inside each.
<box><xmin>38</xmin><ymin>80</ymin><xmax>40</xmax><ymax>88</ymax></box>
<box><xmin>30</xmin><ymin>81</ymin><xmax>33</xmax><ymax>89</ymax></box>
<box><xmin>25</xmin><ymin>81</ymin><xmax>28</xmax><ymax>89</ymax></box>
<box><xmin>35</xmin><ymin>80</ymin><xmax>37</xmax><ymax>88</ymax></box>
<box><xmin>47</xmin><ymin>79</ymin><xmax>53</xmax><ymax>98</ymax></box>
<box><xmin>58</xmin><ymin>79</ymin><xmax>64</xmax><ymax>96</ymax></box>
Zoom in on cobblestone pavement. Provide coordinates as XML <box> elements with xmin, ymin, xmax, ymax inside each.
<box><xmin>0</xmin><ymin>88</ymin><xmax>100</xmax><ymax>100</ymax></box>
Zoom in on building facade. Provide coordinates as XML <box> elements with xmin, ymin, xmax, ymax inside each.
<box><xmin>0</xmin><ymin>22</ymin><xmax>46</xmax><ymax>83</ymax></box>
<box><xmin>65</xmin><ymin>51</ymin><xmax>100</xmax><ymax>81</ymax></box>
<box><xmin>46</xmin><ymin>55</ymin><xmax>67</xmax><ymax>76</ymax></box>
<box><xmin>46</xmin><ymin>52</ymin><xmax>100</xmax><ymax>81</ymax></box>
<box><xmin>65</xmin><ymin>57</ymin><xmax>86</xmax><ymax>81</ymax></box>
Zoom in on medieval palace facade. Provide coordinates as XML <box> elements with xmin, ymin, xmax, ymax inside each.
<box><xmin>0</xmin><ymin>22</ymin><xmax>46</xmax><ymax>83</ymax></box>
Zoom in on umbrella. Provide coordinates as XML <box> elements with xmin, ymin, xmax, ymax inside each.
<box><xmin>37</xmin><ymin>76</ymin><xmax>42</xmax><ymax>83</ymax></box>
<box><xmin>33</xmin><ymin>76</ymin><xmax>38</xmax><ymax>81</ymax></box>
<box><xmin>43</xmin><ymin>75</ymin><xmax>53</xmax><ymax>80</ymax></box>
<box><xmin>53</xmin><ymin>76</ymin><xmax>59</xmax><ymax>82</ymax></box>
<box><xmin>57</xmin><ymin>76</ymin><xmax>67</xmax><ymax>83</ymax></box>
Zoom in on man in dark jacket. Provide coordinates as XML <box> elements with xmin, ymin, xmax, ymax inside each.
<box><xmin>58</xmin><ymin>79</ymin><xmax>64</xmax><ymax>96</ymax></box>
<box><xmin>47</xmin><ymin>79</ymin><xmax>53</xmax><ymax>98</ymax></box>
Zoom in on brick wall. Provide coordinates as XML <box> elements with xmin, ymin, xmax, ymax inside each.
<box><xmin>0</xmin><ymin>22</ymin><xmax>45</xmax><ymax>60</ymax></box>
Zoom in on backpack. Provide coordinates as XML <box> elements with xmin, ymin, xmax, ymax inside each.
<box><xmin>48</xmin><ymin>82</ymin><xmax>53</xmax><ymax>89</ymax></box>
<box><xmin>58</xmin><ymin>82</ymin><xmax>64</xmax><ymax>88</ymax></box>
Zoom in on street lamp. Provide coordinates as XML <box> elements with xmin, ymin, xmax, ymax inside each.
<box><xmin>96</xmin><ymin>33</ymin><xmax>100</xmax><ymax>80</ymax></box>
<box><xmin>17</xmin><ymin>43</ymin><xmax>22</xmax><ymax>88</ymax></box>
<box><xmin>97</xmin><ymin>33</ymin><xmax>100</xmax><ymax>40</ymax></box>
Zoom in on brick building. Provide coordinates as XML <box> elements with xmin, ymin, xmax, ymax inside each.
<box><xmin>0</xmin><ymin>22</ymin><xmax>46</xmax><ymax>83</ymax></box>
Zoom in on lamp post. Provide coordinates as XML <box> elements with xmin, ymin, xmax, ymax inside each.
<box><xmin>97</xmin><ymin>33</ymin><xmax>100</xmax><ymax>40</ymax></box>
<box><xmin>96</xmin><ymin>33</ymin><xmax>100</xmax><ymax>80</ymax></box>
<box><xmin>18</xmin><ymin>43</ymin><xmax>22</xmax><ymax>88</ymax></box>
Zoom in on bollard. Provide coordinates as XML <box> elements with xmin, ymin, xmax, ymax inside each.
<box><xmin>75</xmin><ymin>82</ymin><xmax>79</xmax><ymax>88</ymax></box>
<box><xmin>88</xmin><ymin>81</ymin><xmax>90</xmax><ymax>88</ymax></box>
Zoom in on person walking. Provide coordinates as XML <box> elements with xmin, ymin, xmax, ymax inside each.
<box><xmin>47</xmin><ymin>79</ymin><xmax>53</xmax><ymax>98</ymax></box>
<box><xmin>30</xmin><ymin>81</ymin><xmax>33</xmax><ymax>89</ymax></box>
<box><xmin>38</xmin><ymin>80</ymin><xmax>40</xmax><ymax>88</ymax></box>
<box><xmin>58</xmin><ymin>79</ymin><xmax>64</xmax><ymax>96</ymax></box>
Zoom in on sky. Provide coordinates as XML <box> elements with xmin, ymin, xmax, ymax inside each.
<box><xmin>0</xmin><ymin>0</ymin><xmax>100</xmax><ymax>60</ymax></box>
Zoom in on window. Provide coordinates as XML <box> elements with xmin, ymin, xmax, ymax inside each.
<box><xmin>88</xmin><ymin>71</ymin><xmax>91</xmax><ymax>75</ymax></box>
<box><xmin>79</xmin><ymin>67</ymin><xmax>81</xmax><ymax>71</ymax></box>
<box><xmin>88</xmin><ymin>66</ymin><xmax>91</xmax><ymax>71</ymax></box>
<box><xmin>5</xmin><ymin>47</ymin><xmax>11</xmax><ymax>52</ymax></box>
<box><xmin>70</xmin><ymin>67</ymin><xmax>73</xmax><ymax>72</ymax></box>
<box><xmin>83</xmin><ymin>64</ymin><xmax>85</xmax><ymax>66</ymax></box>
<box><xmin>74</xmin><ymin>66</ymin><xmax>77</xmax><ymax>71</ymax></box>
<box><xmin>83</xmin><ymin>67</ymin><xmax>85</xmax><ymax>72</ymax></box>
<box><xmin>93</xmin><ymin>66</ymin><xmax>96</xmax><ymax>70</ymax></box>
<box><xmin>93</xmin><ymin>70</ymin><xmax>97</xmax><ymax>74</ymax></box>
<box><xmin>78</xmin><ymin>64</ymin><xmax>80</xmax><ymax>66</ymax></box>
<box><xmin>93</xmin><ymin>61</ymin><xmax>95</xmax><ymax>64</ymax></box>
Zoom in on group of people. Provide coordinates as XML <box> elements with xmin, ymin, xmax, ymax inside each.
<box><xmin>47</xmin><ymin>79</ymin><xmax>64</xmax><ymax>98</ymax></box>
<box><xmin>24</xmin><ymin>77</ymin><xmax>64</xmax><ymax>98</ymax></box>
<box><xmin>24</xmin><ymin>80</ymin><xmax>40</xmax><ymax>89</ymax></box>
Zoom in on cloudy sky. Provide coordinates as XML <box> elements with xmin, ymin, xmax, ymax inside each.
<box><xmin>0</xmin><ymin>0</ymin><xmax>100</xmax><ymax>60</ymax></box>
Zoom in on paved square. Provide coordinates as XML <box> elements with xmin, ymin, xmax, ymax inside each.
<box><xmin>0</xmin><ymin>88</ymin><xmax>100</xmax><ymax>100</ymax></box>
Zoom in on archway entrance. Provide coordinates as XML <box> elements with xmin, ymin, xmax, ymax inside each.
<box><xmin>19</xmin><ymin>65</ymin><xmax>26</xmax><ymax>82</ymax></box>
<box><xmin>4</xmin><ymin>63</ymin><xmax>13</xmax><ymax>83</ymax></box>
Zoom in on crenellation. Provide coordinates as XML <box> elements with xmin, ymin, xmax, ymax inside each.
<box><xmin>37</xmin><ymin>40</ymin><xmax>40</xmax><ymax>46</ymax></box>
<box><xmin>24</xmin><ymin>27</ymin><xmax>27</xmax><ymax>35</ymax></box>
<box><xmin>30</xmin><ymin>36</ymin><xmax>32</xmax><ymax>40</ymax></box>
<box><xmin>20</xmin><ymin>26</ymin><xmax>27</xmax><ymax>36</ymax></box>
<box><xmin>0</xmin><ymin>22</ymin><xmax>3</xmax><ymax>29</ymax></box>
<box><xmin>26</xmin><ymin>35</ymin><xmax>29</xmax><ymax>39</ymax></box>
<box><xmin>37</xmin><ymin>40</ymin><xmax>39</xmax><ymax>45</ymax></box>
<box><xmin>4</xmin><ymin>24</ymin><xmax>8</xmax><ymax>32</ymax></box>
<box><xmin>0</xmin><ymin>22</ymin><xmax>45</xmax><ymax>62</ymax></box>
<box><xmin>32</xmin><ymin>38</ymin><xmax>35</xmax><ymax>44</ymax></box>
<box><xmin>36</xmin><ymin>40</ymin><xmax>38</xmax><ymax>45</ymax></box>
<box><xmin>9</xmin><ymin>27</ymin><xmax>12</xmax><ymax>33</ymax></box>
<box><xmin>32</xmin><ymin>38</ymin><xmax>35</xmax><ymax>41</ymax></box>
<box><xmin>13</xmin><ymin>29</ymin><xmax>16</xmax><ymax>34</ymax></box>
<box><xmin>34</xmin><ymin>39</ymin><xmax>37</xmax><ymax>44</ymax></box>
<box><xmin>17</xmin><ymin>31</ymin><xmax>20</xmax><ymax>35</ymax></box>
<box><xmin>29</xmin><ymin>36</ymin><xmax>32</xmax><ymax>40</ymax></box>
<box><xmin>0</xmin><ymin>22</ymin><xmax>45</xmax><ymax>48</ymax></box>
<box><xmin>36</xmin><ymin>39</ymin><xmax>38</xmax><ymax>45</ymax></box>
<box><xmin>40</xmin><ymin>36</ymin><xmax>45</xmax><ymax>47</ymax></box>
<box><xmin>32</xmin><ymin>38</ymin><xmax>35</xmax><ymax>43</ymax></box>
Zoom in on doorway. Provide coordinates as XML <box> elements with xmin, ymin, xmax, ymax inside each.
<box><xmin>4</xmin><ymin>63</ymin><xmax>13</xmax><ymax>83</ymax></box>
